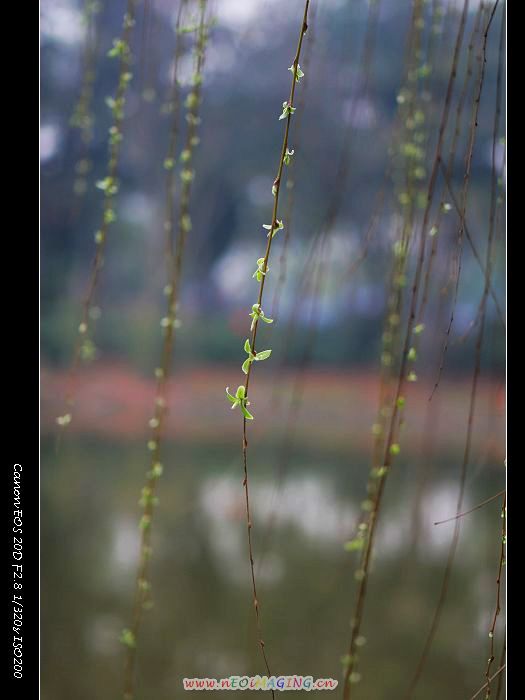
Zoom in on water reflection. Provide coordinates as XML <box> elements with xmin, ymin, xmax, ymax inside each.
<box><xmin>41</xmin><ymin>438</ymin><xmax>504</xmax><ymax>700</ymax></box>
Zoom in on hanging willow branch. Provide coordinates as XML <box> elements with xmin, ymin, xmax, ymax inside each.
<box><xmin>356</xmin><ymin>0</ymin><xmax>434</xmax><ymax>539</ymax></box>
<box><xmin>481</xmin><ymin>6</ymin><xmax>506</xmax><ymax>697</ymax></box>
<box><xmin>429</xmin><ymin>0</ymin><xmax>500</xmax><ymax>401</ymax></box>
<box><xmin>259</xmin><ymin>0</ymin><xmax>383</xmax><ymax>574</ymax></box>
<box><xmin>70</xmin><ymin>1</ymin><xmax>101</xmax><ymax>144</ymax></box>
<box><xmin>484</xmin><ymin>493</ymin><xmax>506</xmax><ymax>696</ymax></box>
<box><xmin>405</xmin><ymin>4</ymin><xmax>503</xmax><ymax>696</ymax></box>
<box><xmin>56</xmin><ymin>0</ymin><xmax>140</xmax><ymax>434</ymax></box>
<box><xmin>68</xmin><ymin>0</ymin><xmax>103</xmax><ymax>218</ymax></box>
<box><xmin>270</xmin><ymin>1</ymin><xmax>316</xmax><ymax>321</ymax></box>
<box><xmin>417</xmin><ymin>0</ymin><xmax>484</xmax><ymax>327</ymax></box>
<box><xmin>342</xmin><ymin>1</ymin><xmax>473</xmax><ymax>696</ymax></box>
<box><xmin>225</xmin><ymin>1</ymin><xmax>310</xmax><ymax>688</ymax></box>
<box><xmin>120</xmin><ymin>3</ymin><xmax>211</xmax><ymax>699</ymax></box>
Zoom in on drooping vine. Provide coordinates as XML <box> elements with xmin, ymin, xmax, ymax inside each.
<box><xmin>56</xmin><ymin>0</ymin><xmax>140</xmax><ymax>433</ymax></box>
<box><xmin>480</xmin><ymin>6</ymin><xmax>506</xmax><ymax>698</ymax></box>
<box><xmin>341</xmin><ymin>0</ymin><xmax>435</xmax><ymax>619</ymax></box>
<box><xmin>68</xmin><ymin>0</ymin><xmax>103</xmax><ymax>214</ymax></box>
<box><xmin>404</xmin><ymin>2</ymin><xmax>494</xmax><ymax>559</ymax></box>
<box><xmin>417</xmin><ymin>0</ymin><xmax>484</xmax><ymax>328</ymax></box>
<box><xmin>429</xmin><ymin>0</ymin><xmax>500</xmax><ymax>401</ymax></box>
<box><xmin>341</xmin><ymin>1</ymin><xmax>474</xmax><ymax>696</ymax></box>
<box><xmin>225</xmin><ymin>0</ymin><xmax>311</xmax><ymax>685</ymax></box>
<box><xmin>483</xmin><ymin>493</ymin><xmax>506</xmax><ymax>697</ymax></box>
<box><xmin>120</xmin><ymin>3</ymin><xmax>211</xmax><ymax>698</ymax></box>
<box><xmin>259</xmin><ymin>0</ymin><xmax>384</xmax><ymax>573</ymax></box>
<box><xmin>270</xmin><ymin>1</ymin><xmax>316</xmax><ymax>321</ymax></box>
<box><xmin>353</xmin><ymin>0</ymin><xmax>437</xmax><ymax>548</ymax></box>
<box><xmin>404</xmin><ymin>4</ymin><xmax>503</xmax><ymax>696</ymax></box>
<box><xmin>43</xmin><ymin>2</ymin><xmax>506</xmax><ymax>697</ymax></box>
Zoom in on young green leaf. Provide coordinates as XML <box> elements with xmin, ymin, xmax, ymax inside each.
<box><xmin>108</xmin><ymin>38</ymin><xmax>128</xmax><ymax>58</ymax></box>
<box><xmin>225</xmin><ymin>387</ymin><xmax>238</xmax><ymax>404</ymax></box>
<box><xmin>252</xmin><ymin>258</ymin><xmax>267</xmax><ymax>282</ymax></box>
<box><xmin>279</xmin><ymin>101</ymin><xmax>296</xmax><ymax>120</ymax></box>
<box><xmin>283</xmin><ymin>148</ymin><xmax>295</xmax><ymax>165</ymax></box>
<box><xmin>263</xmin><ymin>219</ymin><xmax>284</xmax><ymax>239</ymax></box>
<box><xmin>119</xmin><ymin>628</ymin><xmax>136</xmax><ymax>648</ymax></box>
<box><xmin>235</xmin><ymin>385</ymin><xmax>246</xmax><ymax>400</ymax></box>
<box><xmin>226</xmin><ymin>385</ymin><xmax>254</xmax><ymax>419</ymax></box>
<box><xmin>288</xmin><ymin>63</ymin><xmax>304</xmax><ymax>82</ymax></box>
<box><xmin>344</xmin><ymin>537</ymin><xmax>364</xmax><ymax>552</ymax></box>
<box><xmin>240</xmin><ymin>403</ymin><xmax>254</xmax><ymax>420</ymax></box>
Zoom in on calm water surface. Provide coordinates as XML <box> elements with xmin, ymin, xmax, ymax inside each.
<box><xmin>41</xmin><ymin>435</ymin><xmax>505</xmax><ymax>700</ymax></box>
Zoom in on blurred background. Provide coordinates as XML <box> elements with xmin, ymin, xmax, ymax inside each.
<box><xmin>41</xmin><ymin>0</ymin><xmax>506</xmax><ymax>698</ymax></box>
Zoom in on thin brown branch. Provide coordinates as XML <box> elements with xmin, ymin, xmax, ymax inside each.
<box><xmin>417</xmin><ymin>1</ymin><xmax>484</xmax><ymax>326</ymax></box>
<box><xmin>405</xmin><ymin>5</ymin><xmax>503</xmax><ymax>695</ymax></box>
<box><xmin>259</xmin><ymin>0</ymin><xmax>384</xmax><ymax>571</ymax></box>
<box><xmin>56</xmin><ymin>0</ymin><xmax>139</xmax><ymax>448</ymax></box>
<box><xmin>484</xmin><ymin>494</ymin><xmax>506</xmax><ymax>696</ymax></box>
<box><xmin>470</xmin><ymin>665</ymin><xmax>506</xmax><ymax>700</ymax></box>
<box><xmin>495</xmin><ymin>634</ymin><xmax>506</xmax><ymax>700</ymax></box>
<box><xmin>483</xmin><ymin>17</ymin><xmax>506</xmax><ymax>672</ymax></box>
<box><xmin>437</xmin><ymin>159</ymin><xmax>505</xmax><ymax>326</ymax></box>
<box><xmin>271</xmin><ymin>2</ymin><xmax>317</xmax><ymax>320</ymax></box>
<box><xmin>122</xmin><ymin>5</ymin><xmax>210</xmax><ymax>698</ymax></box>
<box><xmin>433</xmin><ymin>489</ymin><xmax>505</xmax><ymax>525</ymax></box>
<box><xmin>239</xmin><ymin>3</ymin><xmax>310</xmax><ymax>690</ymax></box>
<box><xmin>429</xmin><ymin>0</ymin><xmax>501</xmax><ymax>402</ymax></box>
<box><xmin>343</xmin><ymin>0</ymin><xmax>473</xmax><ymax>696</ymax></box>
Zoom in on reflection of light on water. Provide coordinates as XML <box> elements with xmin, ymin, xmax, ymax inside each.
<box><xmin>106</xmin><ymin>478</ymin><xmax>479</xmax><ymax>594</ymax></box>
<box><xmin>255</xmin><ymin>476</ymin><xmax>356</xmax><ymax>542</ymax></box>
<box><xmin>85</xmin><ymin>614</ymin><xmax>121</xmax><ymax>655</ymax></box>
<box><xmin>375</xmin><ymin>481</ymin><xmax>474</xmax><ymax>561</ymax></box>
<box><xmin>200</xmin><ymin>474</ymin><xmax>356</xmax><ymax>540</ymax></box>
<box><xmin>198</xmin><ymin>475</ymin><xmax>255</xmax><ymax>585</ymax></box>
<box><xmin>198</xmin><ymin>474</ymin><xmax>356</xmax><ymax>584</ymax></box>
<box><xmin>188</xmin><ymin>649</ymin><xmax>249</xmax><ymax>679</ymax></box>
<box><xmin>375</xmin><ymin>509</ymin><xmax>412</xmax><ymax>558</ymax></box>
<box><xmin>199</xmin><ymin>475</ymin><xmax>477</xmax><ymax>581</ymax></box>
<box><xmin>111</xmin><ymin>515</ymin><xmax>140</xmax><ymax>573</ymax></box>
<box><xmin>419</xmin><ymin>482</ymin><xmax>473</xmax><ymax>559</ymax></box>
